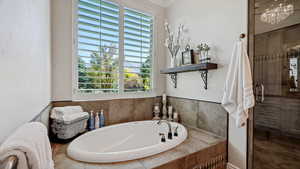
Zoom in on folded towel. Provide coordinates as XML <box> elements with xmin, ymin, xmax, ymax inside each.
<box><xmin>0</xmin><ymin>122</ymin><xmax>54</xmax><ymax>169</ymax></box>
<box><xmin>62</xmin><ymin>106</ymin><xmax>83</xmax><ymax>114</ymax></box>
<box><xmin>50</xmin><ymin>106</ymin><xmax>83</xmax><ymax>120</ymax></box>
<box><xmin>60</xmin><ymin>112</ymin><xmax>89</xmax><ymax>123</ymax></box>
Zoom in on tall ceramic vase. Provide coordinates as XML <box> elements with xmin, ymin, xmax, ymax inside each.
<box><xmin>170</xmin><ymin>56</ymin><xmax>176</xmax><ymax>68</ymax></box>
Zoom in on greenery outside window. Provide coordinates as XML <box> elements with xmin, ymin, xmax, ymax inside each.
<box><xmin>76</xmin><ymin>0</ymin><xmax>153</xmax><ymax>95</ymax></box>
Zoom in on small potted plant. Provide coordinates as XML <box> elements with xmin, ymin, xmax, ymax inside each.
<box><xmin>197</xmin><ymin>43</ymin><xmax>211</xmax><ymax>63</ymax></box>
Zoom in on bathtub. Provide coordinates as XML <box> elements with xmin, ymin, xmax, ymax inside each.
<box><xmin>67</xmin><ymin>120</ymin><xmax>187</xmax><ymax>163</ymax></box>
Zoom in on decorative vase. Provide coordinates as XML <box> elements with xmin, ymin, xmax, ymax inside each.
<box><xmin>170</xmin><ymin>56</ymin><xmax>176</xmax><ymax>68</ymax></box>
<box><xmin>176</xmin><ymin>55</ymin><xmax>182</xmax><ymax>67</ymax></box>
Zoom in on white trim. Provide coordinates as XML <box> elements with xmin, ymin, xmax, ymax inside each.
<box><xmin>71</xmin><ymin>0</ymin><xmax>159</xmax><ymax>101</ymax></box>
<box><xmin>72</xmin><ymin>0</ymin><xmax>78</xmax><ymax>99</ymax></box>
<box><xmin>118</xmin><ymin>5</ymin><xmax>125</xmax><ymax>94</ymax></box>
<box><xmin>227</xmin><ymin>163</ymin><xmax>241</xmax><ymax>169</ymax></box>
<box><xmin>72</xmin><ymin>91</ymin><xmax>157</xmax><ymax>101</ymax></box>
<box><xmin>151</xmin><ymin>14</ymin><xmax>158</xmax><ymax>93</ymax></box>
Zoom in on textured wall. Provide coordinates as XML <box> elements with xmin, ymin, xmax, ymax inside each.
<box><xmin>168</xmin><ymin>97</ymin><xmax>227</xmax><ymax>138</ymax></box>
<box><xmin>0</xmin><ymin>0</ymin><xmax>51</xmax><ymax>143</ymax></box>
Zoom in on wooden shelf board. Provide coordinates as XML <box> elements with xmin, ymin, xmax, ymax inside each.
<box><xmin>160</xmin><ymin>63</ymin><xmax>218</xmax><ymax>74</ymax></box>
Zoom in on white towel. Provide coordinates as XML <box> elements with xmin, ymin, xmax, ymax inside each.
<box><xmin>221</xmin><ymin>40</ymin><xmax>255</xmax><ymax>127</ymax></box>
<box><xmin>50</xmin><ymin>106</ymin><xmax>83</xmax><ymax>120</ymax></box>
<box><xmin>0</xmin><ymin>122</ymin><xmax>54</xmax><ymax>169</ymax></box>
<box><xmin>62</xmin><ymin>112</ymin><xmax>89</xmax><ymax>122</ymax></box>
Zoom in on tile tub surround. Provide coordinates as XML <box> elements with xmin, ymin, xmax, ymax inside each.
<box><xmin>52</xmin><ymin>127</ymin><xmax>227</xmax><ymax>169</ymax></box>
<box><xmin>167</xmin><ymin>97</ymin><xmax>228</xmax><ymax>138</ymax></box>
<box><xmin>32</xmin><ymin>103</ymin><xmax>52</xmax><ymax>130</ymax></box>
<box><xmin>52</xmin><ymin>97</ymin><xmax>161</xmax><ymax>126</ymax></box>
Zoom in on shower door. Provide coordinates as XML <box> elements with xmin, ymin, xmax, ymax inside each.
<box><xmin>252</xmin><ymin>24</ymin><xmax>300</xmax><ymax>169</ymax></box>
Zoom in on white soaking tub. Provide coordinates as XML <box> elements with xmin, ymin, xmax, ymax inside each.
<box><xmin>67</xmin><ymin>120</ymin><xmax>187</xmax><ymax>163</ymax></box>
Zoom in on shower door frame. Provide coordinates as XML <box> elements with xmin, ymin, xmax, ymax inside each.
<box><xmin>247</xmin><ymin>0</ymin><xmax>255</xmax><ymax>168</ymax></box>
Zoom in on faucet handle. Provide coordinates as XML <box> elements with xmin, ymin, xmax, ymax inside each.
<box><xmin>174</xmin><ymin>126</ymin><xmax>179</xmax><ymax>137</ymax></box>
<box><xmin>159</xmin><ymin>133</ymin><xmax>166</xmax><ymax>142</ymax></box>
<box><xmin>168</xmin><ymin>131</ymin><xmax>173</xmax><ymax>140</ymax></box>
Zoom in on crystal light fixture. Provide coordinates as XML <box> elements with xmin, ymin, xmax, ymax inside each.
<box><xmin>260</xmin><ymin>0</ymin><xmax>294</xmax><ymax>25</ymax></box>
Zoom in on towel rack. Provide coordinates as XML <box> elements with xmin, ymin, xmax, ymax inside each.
<box><xmin>0</xmin><ymin>156</ymin><xmax>18</xmax><ymax>169</ymax></box>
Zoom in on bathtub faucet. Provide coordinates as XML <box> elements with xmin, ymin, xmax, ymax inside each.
<box><xmin>157</xmin><ymin>120</ymin><xmax>172</xmax><ymax>140</ymax></box>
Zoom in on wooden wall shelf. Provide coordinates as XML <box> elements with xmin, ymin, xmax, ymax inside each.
<box><xmin>160</xmin><ymin>63</ymin><xmax>218</xmax><ymax>89</ymax></box>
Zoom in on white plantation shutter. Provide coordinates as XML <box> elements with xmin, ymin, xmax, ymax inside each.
<box><xmin>76</xmin><ymin>0</ymin><xmax>154</xmax><ymax>94</ymax></box>
<box><xmin>77</xmin><ymin>0</ymin><xmax>120</xmax><ymax>93</ymax></box>
<box><xmin>124</xmin><ymin>8</ymin><xmax>153</xmax><ymax>92</ymax></box>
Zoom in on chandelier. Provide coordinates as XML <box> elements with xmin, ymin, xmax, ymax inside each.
<box><xmin>260</xmin><ymin>0</ymin><xmax>294</xmax><ymax>25</ymax></box>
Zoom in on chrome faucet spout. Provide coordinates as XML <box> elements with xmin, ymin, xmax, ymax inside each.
<box><xmin>157</xmin><ymin>120</ymin><xmax>172</xmax><ymax>139</ymax></box>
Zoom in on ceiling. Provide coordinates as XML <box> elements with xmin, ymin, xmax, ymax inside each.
<box><xmin>147</xmin><ymin>0</ymin><xmax>176</xmax><ymax>7</ymax></box>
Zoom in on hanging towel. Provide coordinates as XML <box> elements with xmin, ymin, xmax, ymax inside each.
<box><xmin>221</xmin><ymin>39</ymin><xmax>255</xmax><ymax>127</ymax></box>
<box><xmin>0</xmin><ymin>122</ymin><xmax>54</xmax><ymax>169</ymax></box>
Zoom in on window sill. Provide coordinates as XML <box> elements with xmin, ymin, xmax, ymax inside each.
<box><xmin>72</xmin><ymin>91</ymin><xmax>158</xmax><ymax>101</ymax></box>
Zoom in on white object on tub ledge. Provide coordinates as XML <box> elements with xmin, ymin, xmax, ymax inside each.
<box><xmin>67</xmin><ymin>120</ymin><xmax>187</xmax><ymax>163</ymax></box>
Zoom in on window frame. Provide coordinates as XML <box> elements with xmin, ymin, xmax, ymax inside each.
<box><xmin>71</xmin><ymin>0</ymin><xmax>158</xmax><ymax>101</ymax></box>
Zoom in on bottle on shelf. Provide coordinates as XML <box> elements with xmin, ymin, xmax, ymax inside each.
<box><xmin>94</xmin><ymin>112</ymin><xmax>100</xmax><ymax>129</ymax></box>
<box><xmin>100</xmin><ymin>109</ymin><xmax>105</xmax><ymax>128</ymax></box>
<box><xmin>88</xmin><ymin>110</ymin><xmax>95</xmax><ymax>131</ymax></box>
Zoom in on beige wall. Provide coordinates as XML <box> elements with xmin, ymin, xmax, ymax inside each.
<box><xmin>165</xmin><ymin>0</ymin><xmax>248</xmax><ymax>168</ymax></box>
<box><xmin>51</xmin><ymin>0</ymin><xmax>166</xmax><ymax>101</ymax></box>
<box><xmin>51</xmin><ymin>0</ymin><xmax>73</xmax><ymax>101</ymax></box>
<box><xmin>0</xmin><ymin>0</ymin><xmax>51</xmax><ymax>142</ymax></box>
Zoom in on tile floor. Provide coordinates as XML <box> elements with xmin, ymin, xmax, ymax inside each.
<box><xmin>253</xmin><ymin>130</ymin><xmax>300</xmax><ymax>169</ymax></box>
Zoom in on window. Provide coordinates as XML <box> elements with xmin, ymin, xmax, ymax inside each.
<box><xmin>124</xmin><ymin>8</ymin><xmax>153</xmax><ymax>92</ymax></box>
<box><xmin>76</xmin><ymin>0</ymin><xmax>153</xmax><ymax>95</ymax></box>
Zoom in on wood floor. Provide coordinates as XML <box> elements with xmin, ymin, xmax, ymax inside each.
<box><xmin>253</xmin><ymin>130</ymin><xmax>300</xmax><ymax>169</ymax></box>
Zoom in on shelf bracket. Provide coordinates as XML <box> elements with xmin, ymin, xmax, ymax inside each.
<box><xmin>200</xmin><ymin>70</ymin><xmax>208</xmax><ymax>90</ymax></box>
<box><xmin>169</xmin><ymin>73</ymin><xmax>177</xmax><ymax>88</ymax></box>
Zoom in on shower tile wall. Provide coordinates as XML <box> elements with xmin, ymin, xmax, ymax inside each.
<box><xmin>167</xmin><ymin>97</ymin><xmax>228</xmax><ymax>138</ymax></box>
<box><xmin>255</xmin><ymin>97</ymin><xmax>300</xmax><ymax>138</ymax></box>
<box><xmin>52</xmin><ymin>97</ymin><xmax>161</xmax><ymax>126</ymax></box>
<box><xmin>254</xmin><ymin>24</ymin><xmax>300</xmax><ymax>138</ymax></box>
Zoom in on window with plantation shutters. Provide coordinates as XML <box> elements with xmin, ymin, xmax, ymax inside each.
<box><xmin>77</xmin><ymin>0</ymin><xmax>120</xmax><ymax>93</ymax></box>
<box><xmin>124</xmin><ymin>8</ymin><xmax>153</xmax><ymax>92</ymax></box>
<box><xmin>76</xmin><ymin>0</ymin><xmax>153</xmax><ymax>94</ymax></box>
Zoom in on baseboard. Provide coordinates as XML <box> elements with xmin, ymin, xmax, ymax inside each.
<box><xmin>227</xmin><ymin>163</ymin><xmax>240</xmax><ymax>169</ymax></box>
